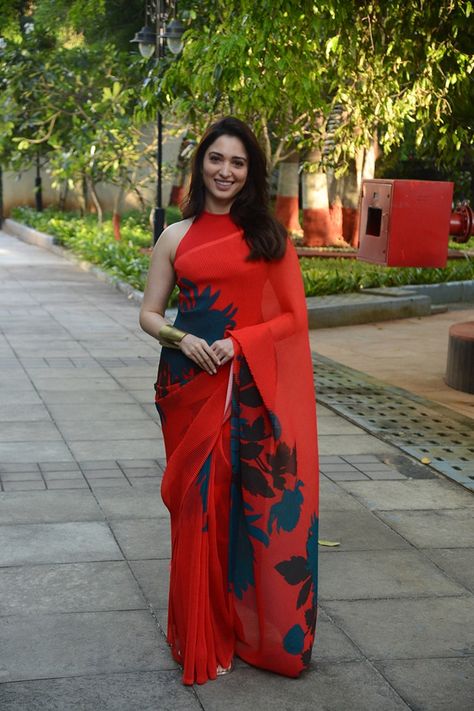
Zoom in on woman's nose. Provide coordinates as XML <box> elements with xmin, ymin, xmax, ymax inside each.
<box><xmin>219</xmin><ymin>162</ymin><xmax>231</xmax><ymax>177</ymax></box>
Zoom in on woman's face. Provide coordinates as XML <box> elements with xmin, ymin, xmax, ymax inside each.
<box><xmin>202</xmin><ymin>134</ymin><xmax>249</xmax><ymax>207</ymax></box>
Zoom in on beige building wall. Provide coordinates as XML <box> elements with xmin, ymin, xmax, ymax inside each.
<box><xmin>2</xmin><ymin>132</ymin><xmax>182</xmax><ymax>216</ymax></box>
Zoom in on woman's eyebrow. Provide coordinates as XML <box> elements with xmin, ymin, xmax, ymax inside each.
<box><xmin>209</xmin><ymin>151</ymin><xmax>248</xmax><ymax>162</ymax></box>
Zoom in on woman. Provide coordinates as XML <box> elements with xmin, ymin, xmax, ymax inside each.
<box><xmin>139</xmin><ymin>117</ymin><xmax>319</xmax><ymax>686</ymax></box>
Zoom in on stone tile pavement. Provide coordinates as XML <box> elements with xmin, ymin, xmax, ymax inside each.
<box><xmin>0</xmin><ymin>231</ymin><xmax>473</xmax><ymax>710</ymax></box>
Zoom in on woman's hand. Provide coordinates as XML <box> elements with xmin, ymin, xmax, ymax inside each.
<box><xmin>210</xmin><ymin>337</ymin><xmax>234</xmax><ymax>366</ymax></box>
<box><xmin>179</xmin><ymin>334</ymin><xmax>221</xmax><ymax>375</ymax></box>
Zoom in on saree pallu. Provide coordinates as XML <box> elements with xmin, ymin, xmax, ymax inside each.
<box><xmin>155</xmin><ymin>221</ymin><xmax>319</xmax><ymax>685</ymax></box>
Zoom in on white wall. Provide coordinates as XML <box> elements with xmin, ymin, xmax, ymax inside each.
<box><xmin>2</xmin><ymin>132</ymin><xmax>182</xmax><ymax>216</ymax></box>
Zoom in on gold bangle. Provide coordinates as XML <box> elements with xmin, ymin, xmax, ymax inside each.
<box><xmin>158</xmin><ymin>324</ymin><xmax>188</xmax><ymax>349</ymax></box>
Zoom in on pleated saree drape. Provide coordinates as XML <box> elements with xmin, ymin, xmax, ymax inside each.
<box><xmin>155</xmin><ymin>213</ymin><xmax>319</xmax><ymax>685</ymax></box>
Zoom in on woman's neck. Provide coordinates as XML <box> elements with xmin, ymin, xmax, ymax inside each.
<box><xmin>203</xmin><ymin>196</ymin><xmax>233</xmax><ymax>215</ymax></box>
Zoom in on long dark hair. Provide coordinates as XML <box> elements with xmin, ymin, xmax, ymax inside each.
<box><xmin>181</xmin><ymin>117</ymin><xmax>287</xmax><ymax>261</ymax></box>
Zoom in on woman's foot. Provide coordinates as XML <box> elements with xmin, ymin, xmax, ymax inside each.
<box><xmin>216</xmin><ymin>661</ymin><xmax>234</xmax><ymax>676</ymax></box>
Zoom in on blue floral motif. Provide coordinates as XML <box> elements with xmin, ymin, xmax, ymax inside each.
<box><xmin>158</xmin><ymin>278</ymin><xmax>238</xmax><ymax>387</ymax></box>
<box><xmin>196</xmin><ymin>453</ymin><xmax>212</xmax><ymax>514</ymax></box>
<box><xmin>268</xmin><ymin>481</ymin><xmax>304</xmax><ymax>534</ymax></box>
<box><xmin>276</xmin><ymin>515</ymin><xmax>319</xmax><ymax>664</ymax></box>
<box><xmin>283</xmin><ymin>624</ymin><xmax>305</xmax><ymax>655</ymax></box>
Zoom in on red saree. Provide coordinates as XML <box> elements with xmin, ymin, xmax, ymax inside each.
<box><xmin>155</xmin><ymin>211</ymin><xmax>319</xmax><ymax>685</ymax></box>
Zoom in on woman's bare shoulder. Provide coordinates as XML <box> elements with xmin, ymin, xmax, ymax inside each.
<box><xmin>155</xmin><ymin>218</ymin><xmax>194</xmax><ymax>259</ymax></box>
<box><xmin>162</xmin><ymin>218</ymin><xmax>194</xmax><ymax>241</ymax></box>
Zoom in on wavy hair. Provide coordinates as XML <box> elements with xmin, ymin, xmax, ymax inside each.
<box><xmin>181</xmin><ymin>117</ymin><xmax>287</xmax><ymax>261</ymax></box>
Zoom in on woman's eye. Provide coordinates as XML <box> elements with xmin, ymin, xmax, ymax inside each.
<box><xmin>233</xmin><ymin>162</ymin><xmax>244</xmax><ymax>168</ymax></box>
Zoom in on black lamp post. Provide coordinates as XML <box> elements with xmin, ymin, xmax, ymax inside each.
<box><xmin>131</xmin><ymin>1</ymin><xmax>185</xmax><ymax>244</ymax></box>
<box><xmin>35</xmin><ymin>151</ymin><xmax>43</xmax><ymax>212</ymax></box>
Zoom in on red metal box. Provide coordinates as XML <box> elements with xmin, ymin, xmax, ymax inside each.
<box><xmin>357</xmin><ymin>179</ymin><xmax>454</xmax><ymax>267</ymax></box>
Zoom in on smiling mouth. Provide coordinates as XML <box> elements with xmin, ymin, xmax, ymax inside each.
<box><xmin>215</xmin><ymin>180</ymin><xmax>234</xmax><ymax>189</ymax></box>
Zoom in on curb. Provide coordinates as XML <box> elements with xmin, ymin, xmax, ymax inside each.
<box><xmin>307</xmin><ymin>291</ymin><xmax>432</xmax><ymax>328</ymax></box>
<box><xmin>3</xmin><ymin>218</ymin><xmax>473</xmax><ymax>328</ymax></box>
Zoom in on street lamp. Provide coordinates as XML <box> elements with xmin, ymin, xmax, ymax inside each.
<box><xmin>131</xmin><ymin>1</ymin><xmax>185</xmax><ymax>244</ymax></box>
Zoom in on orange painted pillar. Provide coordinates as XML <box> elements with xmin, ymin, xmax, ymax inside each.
<box><xmin>275</xmin><ymin>156</ymin><xmax>301</xmax><ymax>233</ymax></box>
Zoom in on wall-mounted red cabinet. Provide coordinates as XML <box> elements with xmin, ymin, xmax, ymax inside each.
<box><xmin>357</xmin><ymin>179</ymin><xmax>454</xmax><ymax>267</ymax></box>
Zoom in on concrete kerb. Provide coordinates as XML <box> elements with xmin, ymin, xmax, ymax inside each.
<box><xmin>4</xmin><ymin>218</ymin><xmax>474</xmax><ymax>328</ymax></box>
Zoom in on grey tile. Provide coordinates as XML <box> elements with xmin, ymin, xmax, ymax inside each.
<box><xmin>323</xmin><ymin>469</ymin><xmax>371</xmax><ymax>481</ymax></box>
<box><xmin>318</xmin><ymin>510</ymin><xmax>411</xmax><ymax>551</ymax></box>
<box><xmin>319</xmin><ymin>549</ymin><xmax>465</xmax><ymax>600</ymax></box>
<box><xmin>0</xmin><ymin>490</ymin><xmax>104</xmax><ymax>524</ymax></box>
<box><xmin>0</xmin><ymin>463</ymin><xmax>40</xmax><ymax>473</ymax></box>
<box><xmin>89</xmin><ymin>479</ymin><xmax>132</xmax><ymax>489</ymax></box>
<box><xmin>42</xmin><ymin>469</ymin><xmax>84</xmax><ymax>480</ymax></box>
<box><xmin>39</xmin><ymin>390</ymin><xmax>136</xmax><ymax>404</ymax></box>
<box><xmin>2</xmin><ymin>480</ymin><xmax>46</xmax><ymax>491</ymax></box>
<box><xmin>377</xmin><ymin>509</ymin><xmax>474</xmax><ymax>549</ymax></box>
<box><xmin>0</xmin><ymin>521</ymin><xmax>122</xmax><ymax>566</ymax></box>
<box><xmin>312</xmin><ymin>609</ymin><xmax>363</xmax><ymax>661</ymax></box>
<box><xmin>46</xmin><ymin>479</ymin><xmax>89</xmax><ymax>489</ymax></box>
<box><xmin>122</xmin><ymin>467</ymin><xmax>161</xmax><ymax>478</ymax></box>
<box><xmin>39</xmin><ymin>461</ymin><xmax>81</xmax><ymax>472</ymax></box>
<box><xmin>425</xmin><ymin>549</ymin><xmax>474</xmax><ymax>593</ymax></box>
<box><xmin>324</xmin><ymin>596</ymin><xmax>474</xmax><ymax>659</ymax></box>
<box><xmin>57</xmin><ymin>420</ymin><xmax>162</xmax><ymax>441</ymax></box>
<box><xmin>0</xmin><ymin>610</ymin><xmax>174</xmax><ymax>682</ymax></box>
<box><xmin>93</xmin><ymin>488</ymin><xmax>168</xmax><ymax>520</ymax></box>
<box><xmin>80</xmin><ymin>460</ymin><xmax>121</xmax><ymax>470</ymax></box>
<box><xmin>110</xmin><ymin>518</ymin><xmax>171</xmax><ymax>559</ymax></box>
<box><xmin>320</xmin><ymin>464</ymin><xmax>359</xmax><ymax>473</ymax></box>
<box><xmin>1</xmin><ymin>471</ymin><xmax>43</xmax><ymax>481</ymax></box>
<box><xmin>36</xmin><ymin>378</ymin><xmax>121</xmax><ymax>392</ymax></box>
<box><xmin>0</xmin><ymin>441</ymin><xmax>74</xmax><ymax>463</ymax></box>
<box><xmin>84</xmin><ymin>468</ymin><xmax>125</xmax><ymax>478</ymax></box>
<box><xmin>375</xmin><ymin>658</ymin><xmax>474</xmax><ymax>711</ymax></box>
<box><xmin>0</xmin><ymin>561</ymin><xmax>145</xmax><ymax>615</ymax></box>
<box><xmin>69</xmin><ymin>439</ymin><xmax>165</xmax><ymax>460</ymax></box>
<box><xmin>365</xmin><ymin>469</ymin><xmax>407</xmax><ymax>480</ymax></box>
<box><xmin>26</xmin><ymin>367</ymin><xmax>107</xmax><ymax>379</ymax></box>
<box><xmin>118</xmin><ymin>459</ymin><xmax>163</xmax><ymax>469</ymax></box>
<box><xmin>319</xmin><ymin>478</ymin><xmax>366</xmax><ymax>511</ymax></box>
<box><xmin>48</xmin><ymin>403</ymin><xmax>150</xmax><ymax>421</ymax></box>
<box><xmin>0</xmin><ymin>391</ymin><xmax>42</xmax><ymax>405</ymax></box>
<box><xmin>318</xmin><ymin>435</ymin><xmax>398</xmax><ymax>456</ymax></box>
<box><xmin>343</xmin><ymin>455</ymin><xmax>383</xmax><ymax>464</ymax></box>
<box><xmin>338</xmin><ymin>480</ymin><xmax>474</xmax><ymax>511</ymax></box>
<box><xmin>129</xmin><ymin>559</ymin><xmax>170</xmax><ymax>609</ymax></box>
<box><xmin>354</xmin><ymin>462</ymin><xmax>398</xmax><ymax>472</ymax></box>
<box><xmin>0</xmin><ymin>671</ymin><xmax>201</xmax><ymax>711</ymax></box>
<box><xmin>316</xmin><ymin>419</ymin><xmax>362</xmax><ymax>435</ymax></box>
<box><xmin>194</xmin><ymin>661</ymin><xmax>409</xmax><ymax>711</ymax></box>
<box><xmin>0</xmin><ymin>404</ymin><xmax>51</xmax><ymax>422</ymax></box>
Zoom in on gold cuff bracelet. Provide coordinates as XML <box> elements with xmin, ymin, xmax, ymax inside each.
<box><xmin>158</xmin><ymin>324</ymin><xmax>188</xmax><ymax>349</ymax></box>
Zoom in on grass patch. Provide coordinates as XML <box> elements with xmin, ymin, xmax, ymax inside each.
<box><xmin>11</xmin><ymin>207</ymin><xmax>474</xmax><ymax>300</ymax></box>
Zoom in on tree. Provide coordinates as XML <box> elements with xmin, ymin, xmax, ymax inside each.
<box><xmin>143</xmin><ymin>0</ymin><xmax>472</xmax><ymax>243</ymax></box>
<box><xmin>0</xmin><ymin>24</ymin><xmax>154</xmax><ymax>236</ymax></box>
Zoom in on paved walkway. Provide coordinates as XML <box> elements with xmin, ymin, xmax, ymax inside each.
<box><xmin>0</xmin><ymin>231</ymin><xmax>473</xmax><ymax>710</ymax></box>
<box><xmin>310</xmin><ymin>307</ymin><xmax>474</xmax><ymax>420</ymax></box>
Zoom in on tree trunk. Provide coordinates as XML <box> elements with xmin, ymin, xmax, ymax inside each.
<box><xmin>363</xmin><ymin>133</ymin><xmax>379</xmax><ymax>180</ymax></box>
<box><xmin>169</xmin><ymin>136</ymin><xmax>193</xmax><ymax>207</ymax></box>
<box><xmin>58</xmin><ymin>181</ymin><xmax>69</xmax><ymax>212</ymax></box>
<box><xmin>112</xmin><ymin>187</ymin><xmax>124</xmax><ymax>241</ymax></box>
<box><xmin>275</xmin><ymin>149</ymin><xmax>301</xmax><ymax>234</ymax></box>
<box><xmin>0</xmin><ymin>165</ymin><xmax>3</xmax><ymax>227</ymax></box>
<box><xmin>302</xmin><ymin>148</ymin><xmax>345</xmax><ymax>247</ymax></box>
<box><xmin>87</xmin><ymin>178</ymin><xmax>103</xmax><ymax>224</ymax></box>
<box><xmin>340</xmin><ymin>151</ymin><xmax>363</xmax><ymax>248</ymax></box>
<box><xmin>325</xmin><ymin>104</ymin><xmax>344</xmax><ymax>242</ymax></box>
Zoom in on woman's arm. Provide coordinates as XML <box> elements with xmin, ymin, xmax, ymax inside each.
<box><xmin>139</xmin><ymin>220</ymin><xmax>221</xmax><ymax>375</ymax></box>
<box><xmin>139</xmin><ymin>224</ymin><xmax>182</xmax><ymax>340</ymax></box>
